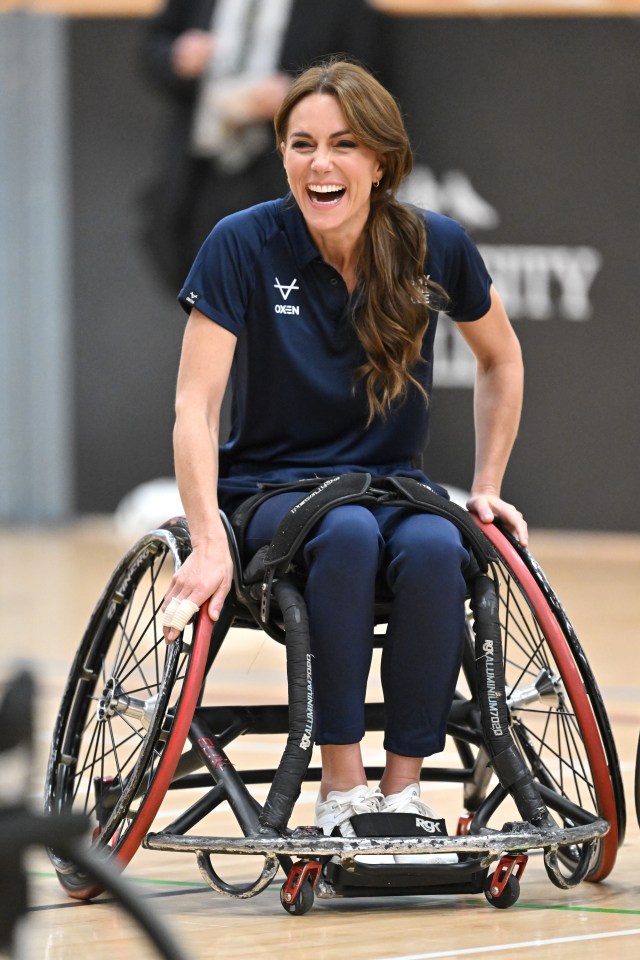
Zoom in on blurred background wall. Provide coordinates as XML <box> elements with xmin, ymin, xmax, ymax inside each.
<box><xmin>1</xmin><ymin>1</ymin><xmax>639</xmax><ymax>530</ymax></box>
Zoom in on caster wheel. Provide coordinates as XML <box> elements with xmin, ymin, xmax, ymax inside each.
<box><xmin>280</xmin><ymin>878</ymin><xmax>315</xmax><ymax>916</ymax></box>
<box><xmin>484</xmin><ymin>874</ymin><xmax>520</xmax><ymax>909</ymax></box>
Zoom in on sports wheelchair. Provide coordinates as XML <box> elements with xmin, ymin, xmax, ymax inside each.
<box><xmin>45</xmin><ymin>475</ymin><xmax>625</xmax><ymax>915</ymax></box>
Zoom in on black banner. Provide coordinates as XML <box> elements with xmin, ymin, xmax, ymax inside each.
<box><xmin>70</xmin><ymin>17</ymin><xmax>640</xmax><ymax>530</ymax></box>
<box><xmin>385</xmin><ymin>17</ymin><xmax>640</xmax><ymax>530</ymax></box>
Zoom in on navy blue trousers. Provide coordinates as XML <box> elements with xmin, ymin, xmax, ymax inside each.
<box><xmin>245</xmin><ymin>493</ymin><xmax>469</xmax><ymax>758</ymax></box>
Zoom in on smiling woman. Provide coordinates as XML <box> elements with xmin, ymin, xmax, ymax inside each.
<box><xmin>166</xmin><ymin>57</ymin><xmax>526</xmax><ymax>844</ymax></box>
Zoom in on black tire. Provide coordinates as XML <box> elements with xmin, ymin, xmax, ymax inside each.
<box><xmin>484</xmin><ymin>874</ymin><xmax>520</xmax><ymax>909</ymax></box>
<box><xmin>280</xmin><ymin>879</ymin><xmax>315</xmax><ymax>915</ymax></box>
<box><xmin>44</xmin><ymin>521</ymin><xmax>211</xmax><ymax>899</ymax></box>
<box><xmin>466</xmin><ymin>522</ymin><xmax>624</xmax><ymax>882</ymax></box>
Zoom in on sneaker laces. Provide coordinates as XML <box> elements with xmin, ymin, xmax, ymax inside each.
<box><xmin>350</xmin><ymin>786</ymin><xmax>384</xmax><ymax>817</ymax></box>
<box><xmin>331</xmin><ymin>786</ymin><xmax>383</xmax><ymax>827</ymax></box>
<box><xmin>382</xmin><ymin>785</ymin><xmax>439</xmax><ymax>819</ymax></box>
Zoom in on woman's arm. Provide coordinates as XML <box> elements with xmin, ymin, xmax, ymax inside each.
<box><xmin>456</xmin><ymin>285</ymin><xmax>528</xmax><ymax>546</ymax></box>
<box><xmin>163</xmin><ymin>308</ymin><xmax>237</xmax><ymax>641</ymax></box>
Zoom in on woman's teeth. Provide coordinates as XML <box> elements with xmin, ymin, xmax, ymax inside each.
<box><xmin>308</xmin><ymin>185</ymin><xmax>345</xmax><ymax>204</ymax></box>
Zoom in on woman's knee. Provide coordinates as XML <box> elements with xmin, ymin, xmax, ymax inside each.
<box><xmin>386</xmin><ymin>515</ymin><xmax>469</xmax><ymax>590</ymax></box>
<box><xmin>304</xmin><ymin>504</ymin><xmax>382</xmax><ymax>567</ymax></box>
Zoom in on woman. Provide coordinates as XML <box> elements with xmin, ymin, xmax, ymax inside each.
<box><xmin>162</xmin><ymin>60</ymin><xmax>527</xmax><ymax>849</ymax></box>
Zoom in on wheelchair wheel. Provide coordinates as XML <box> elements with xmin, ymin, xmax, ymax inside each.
<box><xmin>45</xmin><ymin>521</ymin><xmax>211</xmax><ymax>900</ymax></box>
<box><xmin>470</xmin><ymin>522</ymin><xmax>624</xmax><ymax>883</ymax></box>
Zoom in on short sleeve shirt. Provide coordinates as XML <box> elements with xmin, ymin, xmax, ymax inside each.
<box><xmin>179</xmin><ymin>196</ymin><xmax>491</xmax><ymax>513</ymax></box>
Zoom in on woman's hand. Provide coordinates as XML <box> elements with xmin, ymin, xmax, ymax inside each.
<box><xmin>466</xmin><ymin>491</ymin><xmax>529</xmax><ymax>547</ymax></box>
<box><xmin>162</xmin><ymin>538</ymin><xmax>234</xmax><ymax>643</ymax></box>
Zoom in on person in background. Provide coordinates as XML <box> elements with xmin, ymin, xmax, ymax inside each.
<box><xmin>161</xmin><ymin>60</ymin><xmax>527</xmax><ymax>858</ymax></box>
<box><xmin>139</xmin><ymin>0</ymin><xmax>383</xmax><ymax>290</ymax></box>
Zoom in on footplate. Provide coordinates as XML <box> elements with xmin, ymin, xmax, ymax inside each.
<box><xmin>143</xmin><ymin>816</ymin><xmax>609</xmax><ymax>896</ymax></box>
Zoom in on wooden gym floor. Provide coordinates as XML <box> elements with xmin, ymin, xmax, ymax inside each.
<box><xmin>1</xmin><ymin>520</ymin><xmax>638</xmax><ymax>959</ymax></box>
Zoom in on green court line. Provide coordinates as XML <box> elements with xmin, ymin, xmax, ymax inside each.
<box><xmin>31</xmin><ymin>872</ymin><xmax>640</xmax><ymax>916</ymax></box>
<box><xmin>30</xmin><ymin>870</ymin><xmax>209</xmax><ymax>889</ymax></box>
<box><xmin>513</xmin><ymin>903</ymin><xmax>640</xmax><ymax>916</ymax></box>
<box><xmin>457</xmin><ymin>898</ymin><xmax>640</xmax><ymax>917</ymax></box>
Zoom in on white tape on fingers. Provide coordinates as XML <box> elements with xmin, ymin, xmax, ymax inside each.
<box><xmin>162</xmin><ymin>597</ymin><xmax>181</xmax><ymax>625</ymax></box>
<box><xmin>163</xmin><ymin>598</ymin><xmax>200</xmax><ymax>632</ymax></box>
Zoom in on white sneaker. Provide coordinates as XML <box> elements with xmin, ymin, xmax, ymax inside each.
<box><xmin>381</xmin><ymin>783</ymin><xmax>457</xmax><ymax>864</ymax></box>
<box><xmin>315</xmin><ymin>785</ymin><xmax>394</xmax><ymax>864</ymax></box>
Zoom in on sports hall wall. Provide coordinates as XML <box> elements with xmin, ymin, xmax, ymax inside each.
<box><xmin>1</xmin><ymin>2</ymin><xmax>639</xmax><ymax>531</ymax></box>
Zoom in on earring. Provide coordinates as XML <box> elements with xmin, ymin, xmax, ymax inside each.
<box><xmin>373</xmin><ymin>180</ymin><xmax>380</xmax><ymax>188</ymax></box>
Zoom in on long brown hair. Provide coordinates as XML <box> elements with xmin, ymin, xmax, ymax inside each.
<box><xmin>274</xmin><ymin>59</ymin><xmax>446</xmax><ymax>422</ymax></box>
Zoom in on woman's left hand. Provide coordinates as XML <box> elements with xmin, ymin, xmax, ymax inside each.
<box><xmin>466</xmin><ymin>492</ymin><xmax>528</xmax><ymax>547</ymax></box>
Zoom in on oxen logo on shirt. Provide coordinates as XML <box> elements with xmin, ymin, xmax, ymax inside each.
<box><xmin>274</xmin><ymin>277</ymin><xmax>300</xmax><ymax>315</ymax></box>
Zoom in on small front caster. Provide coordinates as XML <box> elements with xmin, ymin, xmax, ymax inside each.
<box><xmin>280</xmin><ymin>877</ymin><xmax>315</xmax><ymax>915</ymax></box>
<box><xmin>280</xmin><ymin>860</ymin><xmax>321</xmax><ymax>916</ymax></box>
<box><xmin>484</xmin><ymin>853</ymin><xmax>527</xmax><ymax>909</ymax></box>
<box><xmin>484</xmin><ymin>873</ymin><xmax>520</xmax><ymax>909</ymax></box>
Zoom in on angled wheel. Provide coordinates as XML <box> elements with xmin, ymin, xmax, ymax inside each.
<box><xmin>45</xmin><ymin>520</ymin><xmax>211</xmax><ymax>899</ymax></box>
<box><xmin>466</xmin><ymin>521</ymin><xmax>624</xmax><ymax>883</ymax></box>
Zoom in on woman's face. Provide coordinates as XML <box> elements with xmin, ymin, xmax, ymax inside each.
<box><xmin>281</xmin><ymin>93</ymin><xmax>384</xmax><ymax>246</ymax></box>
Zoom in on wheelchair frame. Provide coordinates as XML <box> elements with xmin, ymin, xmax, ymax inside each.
<box><xmin>44</xmin><ymin>486</ymin><xmax>626</xmax><ymax>915</ymax></box>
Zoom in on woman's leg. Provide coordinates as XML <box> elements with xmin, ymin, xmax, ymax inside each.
<box><xmin>374</xmin><ymin>507</ymin><xmax>469</xmax><ymax>765</ymax></box>
<box><xmin>379</xmin><ymin>753</ymin><xmax>423</xmax><ymax>798</ymax></box>
<box><xmin>318</xmin><ymin>744</ymin><xmax>368</xmax><ymax>796</ymax></box>
<box><xmin>245</xmin><ymin>497</ymin><xmax>383</xmax><ymax>795</ymax></box>
<box><xmin>302</xmin><ymin>505</ymin><xmax>383</xmax><ymax>754</ymax></box>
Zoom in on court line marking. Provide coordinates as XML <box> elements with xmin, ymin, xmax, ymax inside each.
<box><xmin>514</xmin><ymin>903</ymin><xmax>640</xmax><ymax>916</ymax></box>
<box><xmin>378</xmin><ymin>928</ymin><xmax>640</xmax><ymax>960</ymax></box>
<box><xmin>31</xmin><ymin>873</ymin><xmax>640</xmax><ymax>918</ymax></box>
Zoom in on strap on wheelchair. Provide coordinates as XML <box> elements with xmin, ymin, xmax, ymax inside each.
<box><xmin>233</xmin><ymin>474</ymin><xmax>376</xmax><ymax>622</ymax></box>
<box><xmin>231</xmin><ymin>473</ymin><xmax>497</xmax><ymax>623</ymax></box>
<box><xmin>372</xmin><ymin>476</ymin><xmax>497</xmax><ymax>569</ymax></box>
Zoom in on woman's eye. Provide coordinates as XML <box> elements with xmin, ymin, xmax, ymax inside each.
<box><xmin>337</xmin><ymin>140</ymin><xmax>356</xmax><ymax>148</ymax></box>
<box><xmin>291</xmin><ymin>140</ymin><xmax>313</xmax><ymax>150</ymax></box>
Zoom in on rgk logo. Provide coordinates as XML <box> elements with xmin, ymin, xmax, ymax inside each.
<box><xmin>416</xmin><ymin>817</ymin><xmax>443</xmax><ymax>834</ymax></box>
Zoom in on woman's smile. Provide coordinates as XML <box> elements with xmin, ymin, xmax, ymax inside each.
<box><xmin>306</xmin><ymin>183</ymin><xmax>347</xmax><ymax>206</ymax></box>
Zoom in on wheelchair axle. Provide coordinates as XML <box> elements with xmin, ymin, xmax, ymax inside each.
<box><xmin>95</xmin><ymin>677</ymin><xmax>158</xmax><ymax>729</ymax></box>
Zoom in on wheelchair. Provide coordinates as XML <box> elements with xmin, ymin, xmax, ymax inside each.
<box><xmin>44</xmin><ymin>475</ymin><xmax>626</xmax><ymax>916</ymax></box>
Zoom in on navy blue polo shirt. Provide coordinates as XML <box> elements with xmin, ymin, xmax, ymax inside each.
<box><xmin>179</xmin><ymin>196</ymin><xmax>491</xmax><ymax>513</ymax></box>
